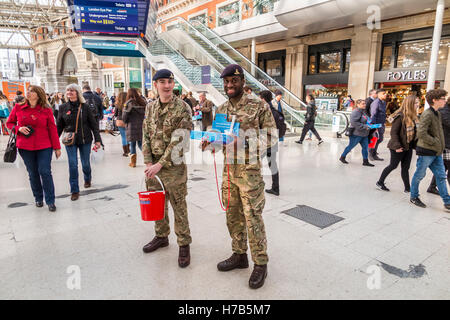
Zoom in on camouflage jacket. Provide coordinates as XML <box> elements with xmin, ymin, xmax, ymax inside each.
<box><xmin>216</xmin><ymin>93</ymin><xmax>277</xmax><ymax>163</ymax></box>
<box><xmin>142</xmin><ymin>96</ymin><xmax>193</xmax><ymax>168</ymax></box>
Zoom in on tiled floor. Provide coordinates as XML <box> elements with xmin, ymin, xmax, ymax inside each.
<box><xmin>0</xmin><ymin>132</ymin><xmax>449</xmax><ymax>299</ymax></box>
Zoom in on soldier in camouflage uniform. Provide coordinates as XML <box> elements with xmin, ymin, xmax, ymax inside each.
<box><xmin>142</xmin><ymin>69</ymin><xmax>193</xmax><ymax>268</ymax></box>
<box><xmin>210</xmin><ymin>64</ymin><xmax>277</xmax><ymax>289</ymax></box>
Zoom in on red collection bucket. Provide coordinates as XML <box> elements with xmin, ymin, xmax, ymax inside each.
<box><xmin>138</xmin><ymin>176</ymin><xmax>165</xmax><ymax>221</ymax></box>
<box><xmin>369</xmin><ymin>136</ymin><xmax>378</xmax><ymax>149</ymax></box>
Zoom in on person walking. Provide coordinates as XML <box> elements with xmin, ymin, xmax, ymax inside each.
<box><xmin>410</xmin><ymin>89</ymin><xmax>450</xmax><ymax>211</ymax></box>
<box><xmin>295</xmin><ymin>94</ymin><xmax>323</xmax><ymax>145</ymax></box>
<box><xmin>142</xmin><ymin>69</ymin><xmax>193</xmax><ymax>268</ymax></box>
<box><xmin>427</xmin><ymin>96</ymin><xmax>450</xmax><ymax>195</ymax></box>
<box><xmin>365</xmin><ymin>89</ymin><xmax>377</xmax><ymax>113</ymax></box>
<box><xmin>273</xmin><ymin>90</ymin><xmax>285</xmax><ymax>143</ymax></box>
<box><xmin>206</xmin><ymin>64</ymin><xmax>277</xmax><ymax>289</ymax></box>
<box><xmin>195</xmin><ymin>92</ymin><xmax>214</xmax><ymax>131</ymax></box>
<box><xmin>6</xmin><ymin>85</ymin><xmax>61</xmax><ymax>212</ymax></box>
<box><xmin>376</xmin><ymin>96</ymin><xmax>419</xmax><ymax>192</ymax></box>
<box><xmin>50</xmin><ymin>92</ymin><xmax>65</xmax><ymax>119</ymax></box>
<box><xmin>56</xmin><ymin>84</ymin><xmax>102</xmax><ymax>201</ymax></box>
<box><xmin>260</xmin><ymin>90</ymin><xmax>286</xmax><ymax>196</ymax></box>
<box><xmin>369</xmin><ymin>88</ymin><xmax>388</xmax><ymax>161</ymax></box>
<box><xmin>114</xmin><ymin>91</ymin><xmax>129</xmax><ymax>157</ymax></box>
<box><xmin>339</xmin><ymin>99</ymin><xmax>374</xmax><ymax>167</ymax></box>
<box><xmin>122</xmin><ymin>88</ymin><xmax>146</xmax><ymax>168</ymax></box>
<box><xmin>82</xmin><ymin>85</ymin><xmax>104</xmax><ymax>123</ymax></box>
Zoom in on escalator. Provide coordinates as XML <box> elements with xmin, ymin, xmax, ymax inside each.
<box><xmin>145</xmin><ymin>17</ymin><xmax>348</xmax><ymax>135</ymax></box>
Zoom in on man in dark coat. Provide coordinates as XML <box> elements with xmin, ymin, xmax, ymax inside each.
<box><xmin>82</xmin><ymin>85</ymin><xmax>104</xmax><ymax>122</ymax></box>
<box><xmin>369</xmin><ymin>88</ymin><xmax>387</xmax><ymax>161</ymax></box>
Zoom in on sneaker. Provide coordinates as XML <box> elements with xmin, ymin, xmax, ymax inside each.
<box><xmin>372</xmin><ymin>154</ymin><xmax>384</xmax><ymax>161</ymax></box>
<box><xmin>305</xmin><ymin>137</ymin><xmax>312</xmax><ymax>140</ymax></box>
<box><xmin>410</xmin><ymin>197</ymin><xmax>426</xmax><ymax>208</ymax></box>
<box><xmin>295</xmin><ymin>140</ymin><xmax>303</xmax><ymax>144</ymax></box>
<box><xmin>318</xmin><ymin>140</ymin><xmax>324</xmax><ymax>145</ymax></box>
<box><xmin>376</xmin><ymin>181</ymin><xmax>390</xmax><ymax>191</ymax></box>
<box><xmin>48</xmin><ymin>204</ymin><xmax>56</xmax><ymax>212</ymax></box>
<box><xmin>427</xmin><ymin>187</ymin><xmax>440</xmax><ymax>195</ymax></box>
<box><xmin>404</xmin><ymin>188</ymin><xmax>410</xmax><ymax>194</ymax></box>
<box><xmin>444</xmin><ymin>203</ymin><xmax>450</xmax><ymax>211</ymax></box>
<box><xmin>265</xmin><ymin>189</ymin><xmax>279</xmax><ymax>196</ymax></box>
<box><xmin>35</xmin><ymin>202</ymin><xmax>44</xmax><ymax>208</ymax></box>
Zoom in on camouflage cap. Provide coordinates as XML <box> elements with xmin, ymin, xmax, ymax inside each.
<box><xmin>220</xmin><ymin>64</ymin><xmax>244</xmax><ymax>78</ymax></box>
<box><xmin>153</xmin><ymin>69</ymin><xmax>175</xmax><ymax>81</ymax></box>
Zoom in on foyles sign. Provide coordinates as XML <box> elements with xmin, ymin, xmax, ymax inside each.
<box><xmin>386</xmin><ymin>69</ymin><xmax>427</xmax><ymax>81</ymax></box>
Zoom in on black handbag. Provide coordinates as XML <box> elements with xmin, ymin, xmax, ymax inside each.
<box><xmin>4</xmin><ymin>126</ymin><xmax>17</xmax><ymax>163</ymax></box>
<box><xmin>345</xmin><ymin>127</ymin><xmax>355</xmax><ymax>137</ymax></box>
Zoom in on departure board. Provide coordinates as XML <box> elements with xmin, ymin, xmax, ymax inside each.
<box><xmin>68</xmin><ymin>0</ymin><xmax>147</xmax><ymax>36</ymax></box>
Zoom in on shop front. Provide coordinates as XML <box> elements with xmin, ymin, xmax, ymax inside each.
<box><xmin>303</xmin><ymin>40</ymin><xmax>351</xmax><ymax>110</ymax></box>
<box><xmin>258</xmin><ymin>49</ymin><xmax>286</xmax><ymax>88</ymax></box>
<box><xmin>376</xmin><ymin>26</ymin><xmax>450</xmax><ymax>109</ymax></box>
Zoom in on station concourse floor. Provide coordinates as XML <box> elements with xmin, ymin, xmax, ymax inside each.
<box><xmin>0</xmin><ymin>132</ymin><xmax>449</xmax><ymax>300</ymax></box>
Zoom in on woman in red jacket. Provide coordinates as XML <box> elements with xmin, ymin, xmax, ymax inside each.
<box><xmin>7</xmin><ymin>85</ymin><xmax>61</xmax><ymax>212</ymax></box>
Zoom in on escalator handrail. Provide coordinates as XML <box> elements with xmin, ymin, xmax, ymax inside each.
<box><xmin>157</xmin><ymin>16</ymin><xmax>307</xmax><ymax>109</ymax></box>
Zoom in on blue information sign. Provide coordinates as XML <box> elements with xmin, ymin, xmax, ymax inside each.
<box><xmin>69</xmin><ymin>0</ymin><xmax>141</xmax><ymax>36</ymax></box>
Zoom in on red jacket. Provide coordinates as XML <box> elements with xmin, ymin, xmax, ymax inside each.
<box><xmin>6</xmin><ymin>103</ymin><xmax>61</xmax><ymax>151</ymax></box>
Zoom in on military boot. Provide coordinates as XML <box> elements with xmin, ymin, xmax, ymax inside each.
<box><xmin>178</xmin><ymin>245</ymin><xmax>190</xmax><ymax>268</ymax></box>
<box><xmin>217</xmin><ymin>253</ymin><xmax>249</xmax><ymax>271</ymax></box>
<box><xmin>249</xmin><ymin>264</ymin><xmax>267</xmax><ymax>289</ymax></box>
<box><xmin>142</xmin><ymin>236</ymin><xmax>169</xmax><ymax>253</ymax></box>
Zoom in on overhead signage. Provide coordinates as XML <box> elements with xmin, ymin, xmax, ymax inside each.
<box><xmin>387</xmin><ymin>69</ymin><xmax>427</xmax><ymax>82</ymax></box>
<box><xmin>71</xmin><ymin>0</ymin><xmax>139</xmax><ymax>35</ymax></box>
<box><xmin>82</xmin><ymin>38</ymin><xmax>145</xmax><ymax>57</ymax></box>
<box><xmin>374</xmin><ymin>67</ymin><xmax>446</xmax><ymax>83</ymax></box>
<box><xmin>68</xmin><ymin>0</ymin><xmax>157</xmax><ymax>41</ymax></box>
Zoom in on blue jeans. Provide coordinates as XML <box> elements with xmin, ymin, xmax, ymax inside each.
<box><xmin>118</xmin><ymin>126</ymin><xmax>128</xmax><ymax>146</ymax></box>
<box><xmin>129</xmin><ymin>140</ymin><xmax>142</xmax><ymax>154</ymax></box>
<box><xmin>19</xmin><ymin>148</ymin><xmax>55</xmax><ymax>205</ymax></box>
<box><xmin>341</xmin><ymin>135</ymin><xmax>369</xmax><ymax>160</ymax></box>
<box><xmin>65</xmin><ymin>143</ymin><xmax>92</xmax><ymax>194</ymax></box>
<box><xmin>411</xmin><ymin>155</ymin><xmax>450</xmax><ymax>204</ymax></box>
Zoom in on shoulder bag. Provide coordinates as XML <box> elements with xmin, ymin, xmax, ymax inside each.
<box><xmin>4</xmin><ymin>126</ymin><xmax>17</xmax><ymax>163</ymax></box>
<box><xmin>61</xmin><ymin>104</ymin><xmax>81</xmax><ymax>146</ymax></box>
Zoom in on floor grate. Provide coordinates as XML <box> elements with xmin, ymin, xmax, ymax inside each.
<box><xmin>281</xmin><ymin>205</ymin><xmax>344</xmax><ymax>229</ymax></box>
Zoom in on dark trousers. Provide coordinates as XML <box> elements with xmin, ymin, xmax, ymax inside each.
<box><xmin>300</xmin><ymin>121</ymin><xmax>321</xmax><ymax>142</ymax></box>
<box><xmin>370</xmin><ymin>126</ymin><xmax>385</xmax><ymax>156</ymax></box>
<box><xmin>266</xmin><ymin>144</ymin><xmax>279</xmax><ymax>191</ymax></box>
<box><xmin>19</xmin><ymin>148</ymin><xmax>55</xmax><ymax>205</ymax></box>
<box><xmin>65</xmin><ymin>143</ymin><xmax>92</xmax><ymax>194</ymax></box>
<box><xmin>378</xmin><ymin>148</ymin><xmax>413</xmax><ymax>189</ymax></box>
<box><xmin>429</xmin><ymin>159</ymin><xmax>450</xmax><ymax>190</ymax></box>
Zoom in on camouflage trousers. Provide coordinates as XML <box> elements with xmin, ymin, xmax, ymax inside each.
<box><xmin>146</xmin><ymin>164</ymin><xmax>192</xmax><ymax>247</ymax></box>
<box><xmin>221</xmin><ymin>163</ymin><xmax>268</xmax><ymax>265</ymax></box>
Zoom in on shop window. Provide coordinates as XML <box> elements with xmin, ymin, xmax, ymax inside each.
<box><xmin>319</xmin><ymin>52</ymin><xmax>341</xmax><ymax>73</ymax></box>
<box><xmin>189</xmin><ymin>13</ymin><xmax>207</xmax><ymax>26</ymax></box>
<box><xmin>397</xmin><ymin>39</ymin><xmax>450</xmax><ymax>68</ymax></box>
<box><xmin>381</xmin><ymin>45</ymin><xmax>393</xmax><ymax>70</ymax></box>
<box><xmin>308</xmin><ymin>55</ymin><xmax>316</xmax><ymax>74</ymax></box>
<box><xmin>217</xmin><ymin>1</ymin><xmax>240</xmax><ymax>27</ymax></box>
<box><xmin>266</xmin><ymin>59</ymin><xmax>282</xmax><ymax>77</ymax></box>
<box><xmin>345</xmin><ymin>50</ymin><xmax>351</xmax><ymax>72</ymax></box>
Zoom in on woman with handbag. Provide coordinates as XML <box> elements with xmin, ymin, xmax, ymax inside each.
<box><xmin>6</xmin><ymin>85</ymin><xmax>61</xmax><ymax>212</ymax></box>
<box><xmin>56</xmin><ymin>84</ymin><xmax>102</xmax><ymax>201</ymax></box>
<box><xmin>122</xmin><ymin>88</ymin><xmax>146</xmax><ymax>168</ymax></box>
<box><xmin>339</xmin><ymin>99</ymin><xmax>374</xmax><ymax>167</ymax></box>
<box><xmin>376</xmin><ymin>96</ymin><xmax>419</xmax><ymax>192</ymax></box>
<box><xmin>114</xmin><ymin>92</ymin><xmax>129</xmax><ymax>157</ymax></box>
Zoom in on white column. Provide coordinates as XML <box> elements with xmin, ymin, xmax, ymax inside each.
<box><xmin>251</xmin><ymin>38</ymin><xmax>256</xmax><ymax>76</ymax></box>
<box><xmin>141</xmin><ymin>58</ymin><xmax>145</xmax><ymax>95</ymax></box>
<box><xmin>426</xmin><ymin>0</ymin><xmax>445</xmax><ymax>108</ymax></box>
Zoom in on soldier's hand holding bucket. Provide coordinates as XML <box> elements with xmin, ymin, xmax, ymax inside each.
<box><xmin>145</xmin><ymin>163</ymin><xmax>162</xmax><ymax>179</ymax></box>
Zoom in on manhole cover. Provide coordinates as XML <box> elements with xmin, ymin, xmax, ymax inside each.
<box><xmin>281</xmin><ymin>205</ymin><xmax>344</xmax><ymax>229</ymax></box>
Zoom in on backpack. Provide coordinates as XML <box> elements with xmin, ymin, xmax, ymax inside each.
<box><xmin>270</xmin><ymin>107</ymin><xmax>287</xmax><ymax>139</ymax></box>
<box><xmin>86</xmin><ymin>96</ymin><xmax>99</xmax><ymax>120</ymax></box>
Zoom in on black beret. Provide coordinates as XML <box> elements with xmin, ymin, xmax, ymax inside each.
<box><xmin>153</xmin><ymin>69</ymin><xmax>174</xmax><ymax>81</ymax></box>
<box><xmin>220</xmin><ymin>64</ymin><xmax>244</xmax><ymax>78</ymax></box>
